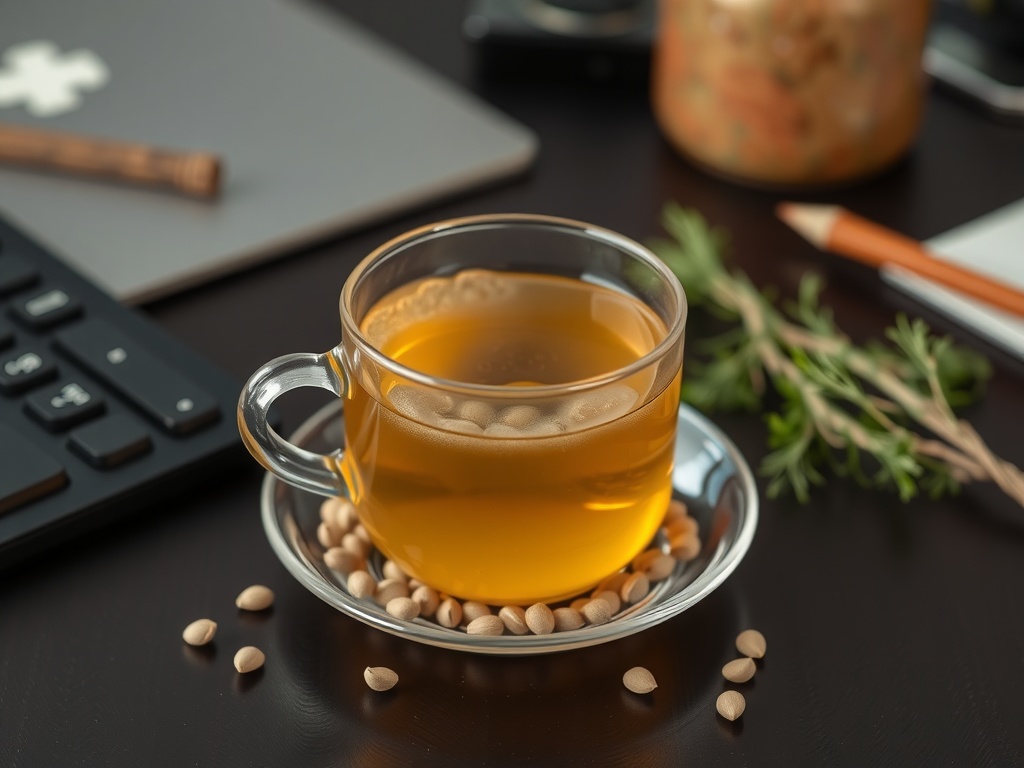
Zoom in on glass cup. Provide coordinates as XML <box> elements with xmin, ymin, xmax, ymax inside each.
<box><xmin>238</xmin><ymin>214</ymin><xmax>687</xmax><ymax>606</ymax></box>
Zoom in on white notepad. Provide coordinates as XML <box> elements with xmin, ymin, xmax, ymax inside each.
<box><xmin>881</xmin><ymin>197</ymin><xmax>1024</xmax><ymax>362</ymax></box>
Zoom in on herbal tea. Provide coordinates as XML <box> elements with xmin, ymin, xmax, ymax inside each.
<box><xmin>341</xmin><ymin>270</ymin><xmax>681</xmax><ymax>605</ymax></box>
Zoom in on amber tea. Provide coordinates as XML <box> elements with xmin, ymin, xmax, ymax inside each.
<box><xmin>341</xmin><ymin>270</ymin><xmax>681</xmax><ymax>605</ymax></box>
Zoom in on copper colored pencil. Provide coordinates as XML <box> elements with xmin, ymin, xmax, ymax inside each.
<box><xmin>777</xmin><ymin>202</ymin><xmax>1024</xmax><ymax>318</ymax></box>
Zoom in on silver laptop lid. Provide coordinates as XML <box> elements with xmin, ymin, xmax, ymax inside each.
<box><xmin>0</xmin><ymin>0</ymin><xmax>538</xmax><ymax>303</ymax></box>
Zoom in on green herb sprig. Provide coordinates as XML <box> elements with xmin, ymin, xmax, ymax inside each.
<box><xmin>650</xmin><ymin>203</ymin><xmax>1024</xmax><ymax>507</ymax></box>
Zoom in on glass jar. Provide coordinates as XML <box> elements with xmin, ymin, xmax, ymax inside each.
<box><xmin>651</xmin><ymin>0</ymin><xmax>933</xmax><ymax>189</ymax></box>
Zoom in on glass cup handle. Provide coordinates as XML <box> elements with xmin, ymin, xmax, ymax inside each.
<box><xmin>237</xmin><ymin>347</ymin><xmax>348</xmax><ymax>498</ymax></box>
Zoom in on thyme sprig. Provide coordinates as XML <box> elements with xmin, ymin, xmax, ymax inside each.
<box><xmin>650</xmin><ymin>203</ymin><xmax>1024</xmax><ymax>507</ymax></box>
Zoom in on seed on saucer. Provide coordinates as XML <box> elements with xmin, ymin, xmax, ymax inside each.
<box><xmin>347</xmin><ymin>570</ymin><xmax>377</xmax><ymax>599</ymax></box>
<box><xmin>324</xmin><ymin>547</ymin><xmax>361</xmax><ymax>574</ymax></box>
<box><xmin>233</xmin><ymin>646</ymin><xmax>265</xmax><ymax>674</ymax></box>
<box><xmin>525</xmin><ymin>603</ymin><xmax>554</xmax><ymax>635</ymax></box>
<box><xmin>570</xmin><ymin>597</ymin><xmax>590</xmax><ymax>612</ymax></box>
<box><xmin>320</xmin><ymin>496</ymin><xmax>357</xmax><ymax>532</ymax></box>
<box><xmin>736</xmin><ymin>629</ymin><xmax>766</xmax><ymax>659</ymax></box>
<box><xmin>722</xmin><ymin>657</ymin><xmax>756</xmax><ymax>683</ymax></box>
<box><xmin>665</xmin><ymin>515</ymin><xmax>698</xmax><ymax>540</ymax></box>
<box><xmin>552</xmin><ymin>607</ymin><xmax>584</xmax><ymax>631</ymax></box>
<box><xmin>382</xmin><ymin>560</ymin><xmax>407</xmax><ymax>582</ymax></box>
<box><xmin>467</xmin><ymin>614</ymin><xmax>504</xmax><ymax>636</ymax></box>
<box><xmin>412</xmin><ymin>585</ymin><xmax>440</xmax><ymax>616</ymax></box>
<box><xmin>317</xmin><ymin>520</ymin><xmax>342</xmax><ymax>549</ymax></box>
<box><xmin>461</xmin><ymin>601</ymin><xmax>492</xmax><ymax>624</ymax></box>
<box><xmin>631</xmin><ymin>548</ymin><xmax>663</xmax><ymax>573</ymax></box>
<box><xmin>235</xmin><ymin>584</ymin><xmax>274</xmax><ymax>611</ymax></box>
<box><xmin>386</xmin><ymin>596</ymin><xmax>419</xmax><ymax>621</ymax></box>
<box><xmin>622</xmin><ymin>666</ymin><xmax>657</xmax><ymax>694</ymax></box>
<box><xmin>341</xmin><ymin>532</ymin><xmax>369</xmax><ymax>559</ymax></box>
<box><xmin>582</xmin><ymin>598</ymin><xmax>612</xmax><ymax>626</ymax></box>
<box><xmin>364</xmin><ymin>666</ymin><xmax>398</xmax><ymax>691</ymax></box>
<box><xmin>620</xmin><ymin>571</ymin><xmax>649</xmax><ymax>604</ymax></box>
<box><xmin>182</xmin><ymin>618</ymin><xmax>217</xmax><ymax>646</ymax></box>
<box><xmin>716</xmin><ymin>690</ymin><xmax>745</xmax><ymax>721</ymax></box>
<box><xmin>664</xmin><ymin>498</ymin><xmax>689</xmax><ymax>524</ymax></box>
<box><xmin>644</xmin><ymin>553</ymin><xmax>676</xmax><ymax>582</ymax></box>
<box><xmin>498</xmin><ymin>605</ymin><xmax>529</xmax><ymax>635</ymax></box>
<box><xmin>436</xmin><ymin>598</ymin><xmax>463</xmax><ymax>628</ymax></box>
<box><xmin>374</xmin><ymin>578</ymin><xmax>409</xmax><ymax>606</ymax></box>
<box><xmin>353</xmin><ymin>524</ymin><xmax>372</xmax><ymax>544</ymax></box>
<box><xmin>595</xmin><ymin>571</ymin><xmax>630</xmax><ymax>595</ymax></box>
<box><xmin>593</xmin><ymin>590</ymin><xmax>621</xmax><ymax>615</ymax></box>
<box><xmin>669</xmin><ymin>533</ymin><xmax>701</xmax><ymax>562</ymax></box>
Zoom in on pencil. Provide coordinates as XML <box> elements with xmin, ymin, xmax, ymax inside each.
<box><xmin>0</xmin><ymin>121</ymin><xmax>222</xmax><ymax>199</ymax></box>
<box><xmin>776</xmin><ymin>202</ymin><xmax>1024</xmax><ymax>318</ymax></box>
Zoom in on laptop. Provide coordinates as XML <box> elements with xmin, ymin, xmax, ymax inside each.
<box><xmin>0</xmin><ymin>0</ymin><xmax>538</xmax><ymax>304</ymax></box>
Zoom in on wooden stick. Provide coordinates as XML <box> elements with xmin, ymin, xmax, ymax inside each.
<box><xmin>776</xmin><ymin>202</ymin><xmax>1024</xmax><ymax>318</ymax></box>
<box><xmin>0</xmin><ymin>121</ymin><xmax>221</xmax><ymax>199</ymax></box>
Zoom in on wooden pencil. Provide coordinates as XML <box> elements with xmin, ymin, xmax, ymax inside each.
<box><xmin>776</xmin><ymin>202</ymin><xmax>1024</xmax><ymax>318</ymax></box>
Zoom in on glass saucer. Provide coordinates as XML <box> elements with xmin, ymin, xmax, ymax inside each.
<box><xmin>261</xmin><ymin>400</ymin><xmax>759</xmax><ymax>655</ymax></box>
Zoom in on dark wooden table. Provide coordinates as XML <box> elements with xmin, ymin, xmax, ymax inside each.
<box><xmin>4</xmin><ymin>3</ymin><xmax>1024</xmax><ymax>766</ymax></box>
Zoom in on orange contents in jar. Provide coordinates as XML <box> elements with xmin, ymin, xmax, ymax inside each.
<box><xmin>651</xmin><ymin>0</ymin><xmax>932</xmax><ymax>188</ymax></box>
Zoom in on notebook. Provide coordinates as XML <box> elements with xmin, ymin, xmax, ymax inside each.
<box><xmin>0</xmin><ymin>0</ymin><xmax>538</xmax><ymax>304</ymax></box>
<box><xmin>881</xmin><ymin>197</ymin><xmax>1024</xmax><ymax>362</ymax></box>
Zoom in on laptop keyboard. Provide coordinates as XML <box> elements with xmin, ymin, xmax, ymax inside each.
<box><xmin>0</xmin><ymin>213</ymin><xmax>245</xmax><ymax>567</ymax></box>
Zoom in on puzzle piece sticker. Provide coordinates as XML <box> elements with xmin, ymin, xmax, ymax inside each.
<box><xmin>0</xmin><ymin>40</ymin><xmax>109</xmax><ymax>117</ymax></box>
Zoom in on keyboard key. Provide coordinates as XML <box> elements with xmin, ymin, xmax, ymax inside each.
<box><xmin>0</xmin><ymin>254</ymin><xmax>39</xmax><ymax>295</ymax></box>
<box><xmin>10</xmin><ymin>287</ymin><xmax>82</xmax><ymax>330</ymax></box>
<box><xmin>25</xmin><ymin>381</ymin><xmax>106</xmax><ymax>431</ymax></box>
<box><xmin>0</xmin><ymin>424</ymin><xmax>68</xmax><ymax>514</ymax></box>
<box><xmin>54</xmin><ymin>319</ymin><xmax>219</xmax><ymax>434</ymax></box>
<box><xmin>0</xmin><ymin>347</ymin><xmax>58</xmax><ymax>394</ymax></box>
<box><xmin>68</xmin><ymin>413</ymin><xmax>152</xmax><ymax>469</ymax></box>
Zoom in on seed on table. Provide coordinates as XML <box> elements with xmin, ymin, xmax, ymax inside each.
<box><xmin>644</xmin><ymin>553</ymin><xmax>677</xmax><ymax>582</ymax></box>
<box><xmin>317</xmin><ymin>520</ymin><xmax>342</xmax><ymax>549</ymax></box>
<box><xmin>462</xmin><ymin>601</ymin><xmax>492</xmax><ymax>624</ymax></box>
<box><xmin>467</xmin><ymin>614</ymin><xmax>505</xmax><ymax>636</ymax></box>
<box><xmin>736</xmin><ymin>629</ymin><xmax>767</xmax><ymax>659</ymax></box>
<box><xmin>364</xmin><ymin>666</ymin><xmax>398</xmax><ymax>691</ymax></box>
<box><xmin>622</xmin><ymin>666</ymin><xmax>657</xmax><ymax>694</ymax></box>
<box><xmin>722</xmin><ymin>657</ymin><xmax>756</xmax><ymax>683</ymax></box>
<box><xmin>386</xmin><ymin>596</ymin><xmax>419</xmax><ymax>621</ymax></box>
<box><xmin>499</xmin><ymin>605</ymin><xmax>529</xmax><ymax>635</ymax></box>
<box><xmin>411</xmin><ymin>585</ymin><xmax>440</xmax><ymax>616</ymax></box>
<box><xmin>716</xmin><ymin>690</ymin><xmax>745</xmax><ymax>721</ymax></box>
<box><xmin>182</xmin><ymin>618</ymin><xmax>217</xmax><ymax>646</ymax></box>
<box><xmin>324</xmin><ymin>547</ymin><xmax>361</xmax><ymax>574</ymax></box>
<box><xmin>235</xmin><ymin>584</ymin><xmax>274</xmax><ymax>611</ymax></box>
<box><xmin>436</xmin><ymin>598</ymin><xmax>463</xmax><ymax>628</ymax></box>
<box><xmin>374</xmin><ymin>578</ymin><xmax>410</xmax><ymax>606</ymax></box>
<box><xmin>233</xmin><ymin>646</ymin><xmax>265</xmax><ymax>674</ymax></box>
<box><xmin>552</xmin><ymin>607</ymin><xmax>584</xmax><ymax>631</ymax></box>
<box><xmin>620</xmin><ymin>571</ymin><xmax>650</xmax><ymax>604</ymax></box>
<box><xmin>525</xmin><ymin>603</ymin><xmax>555</xmax><ymax>635</ymax></box>
<box><xmin>347</xmin><ymin>570</ymin><xmax>377</xmax><ymax>599</ymax></box>
<box><xmin>582</xmin><ymin>598</ymin><xmax>612</xmax><ymax>626</ymax></box>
